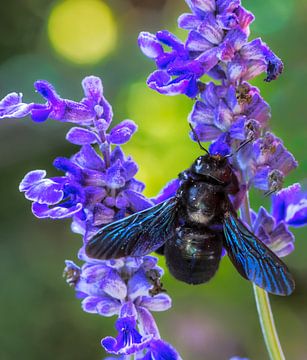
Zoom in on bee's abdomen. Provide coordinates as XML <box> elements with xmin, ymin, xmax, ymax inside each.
<box><xmin>165</xmin><ymin>227</ymin><xmax>223</xmax><ymax>285</ymax></box>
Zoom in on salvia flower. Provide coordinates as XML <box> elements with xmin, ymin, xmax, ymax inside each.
<box><xmin>0</xmin><ymin>76</ymin><xmax>180</xmax><ymax>358</ymax></box>
<box><xmin>139</xmin><ymin>0</ymin><xmax>305</xmax><ymax>259</ymax></box>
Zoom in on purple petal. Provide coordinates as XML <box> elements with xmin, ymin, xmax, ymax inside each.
<box><xmin>217</xmin><ymin>0</ymin><xmax>240</xmax><ymax>13</ymax></box>
<box><xmin>186</xmin><ymin>30</ymin><xmax>213</xmax><ymax>52</ymax></box>
<box><xmin>93</xmin><ymin>203</ymin><xmax>115</xmax><ymax>226</ymax></box>
<box><xmin>216</xmin><ymin>13</ymin><xmax>239</xmax><ymax>30</ymax></box>
<box><xmin>200</xmin><ymin>82</ymin><xmax>219</xmax><ymax>107</ymax></box>
<box><xmin>189</xmin><ymin>0</ymin><xmax>216</xmax><ymax>12</ymax></box>
<box><xmin>53</xmin><ymin>157</ymin><xmax>82</xmax><ymax>180</ymax></box>
<box><xmin>72</xmin><ymin>145</ymin><xmax>105</xmax><ymax>171</ymax></box>
<box><xmin>24</xmin><ymin>178</ymin><xmax>64</xmax><ymax>205</ymax></box>
<box><xmin>126</xmin><ymin>178</ymin><xmax>146</xmax><ymax>193</ymax></box>
<box><xmin>246</xmin><ymin>92</ymin><xmax>271</xmax><ymax>125</ymax></box>
<box><xmin>120</xmin><ymin>301</ymin><xmax>138</xmax><ymax>318</ymax></box>
<box><xmin>214</xmin><ymin>99</ymin><xmax>233</xmax><ymax>131</ymax></box>
<box><xmin>110</xmin><ymin>146</ymin><xmax>125</xmax><ymax>163</ymax></box>
<box><xmin>253</xmin><ymin>206</ymin><xmax>275</xmax><ymax>235</ymax></box>
<box><xmin>138</xmin><ymin>32</ymin><xmax>164</xmax><ymax>59</ymax></box>
<box><xmin>223</xmin><ymin>29</ymin><xmax>248</xmax><ymax>52</ymax></box>
<box><xmin>192</xmin><ymin>123</ymin><xmax>222</xmax><ymax>141</ymax></box>
<box><xmin>127</xmin><ymin>268</ymin><xmax>152</xmax><ymax>300</ymax></box>
<box><xmin>189</xmin><ymin>101</ymin><xmax>215</xmax><ymax>125</ymax></box>
<box><xmin>272</xmin><ymin>184</ymin><xmax>307</xmax><ymax>227</ymax></box>
<box><xmin>229</xmin><ymin>118</ymin><xmax>246</xmax><ymax>141</ymax></box>
<box><xmin>252</xmin><ymin>166</ymin><xmax>270</xmax><ymax>191</ymax></box>
<box><xmin>123</xmin><ymin>159</ymin><xmax>138</xmax><ymax>181</ymax></box>
<box><xmin>81</xmin><ymin>296</ymin><xmax>102</xmax><ymax>314</ymax></box>
<box><xmin>99</xmin><ymin>269</ymin><xmax>127</xmax><ymax>300</ymax></box>
<box><xmin>149</xmin><ymin>339</ymin><xmax>182</xmax><ymax>360</ymax></box>
<box><xmin>267</xmin><ymin>143</ymin><xmax>298</xmax><ymax>176</ymax></box>
<box><xmin>195</xmin><ymin>47</ymin><xmax>219</xmax><ymax>74</ymax></box>
<box><xmin>139</xmin><ymin>293</ymin><xmax>172</xmax><ymax>312</ymax></box>
<box><xmin>0</xmin><ymin>92</ymin><xmax>23</xmax><ymax>108</ymax></box>
<box><xmin>147</xmin><ymin>71</ymin><xmax>195</xmax><ymax>97</ymax></box>
<box><xmin>236</xmin><ymin>6</ymin><xmax>255</xmax><ymax>34</ymax></box>
<box><xmin>264</xmin><ymin>49</ymin><xmax>284</xmax><ymax>82</ymax></box>
<box><xmin>66</xmin><ymin>127</ymin><xmax>98</xmax><ymax>145</ymax></box>
<box><xmin>96</xmin><ymin>297</ymin><xmax>121</xmax><ymax>317</ymax></box>
<box><xmin>137</xmin><ymin>307</ymin><xmax>160</xmax><ymax>338</ymax></box>
<box><xmin>34</xmin><ymin>80</ymin><xmax>60</xmax><ymax>103</ymax></box>
<box><xmin>227</xmin><ymin>58</ymin><xmax>247</xmax><ymax>82</ymax></box>
<box><xmin>268</xmin><ymin>222</ymin><xmax>295</xmax><ymax>257</ymax></box>
<box><xmin>109</xmin><ymin>120</ymin><xmax>138</xmax><ymax>145</ymax></box>
<box><xmin>81</xmin><ymin>295</ymin><xmax>121</xmax><ymax>316</ymax></box>
<box><xmin>32</xmin><ymin>202</ymin><xmax>83</xmax><ymax>219</ymax></box>
<box><xmin>102</xmin><ymin>316</ymin><xmax>152</xmax><ymax>355</ymax></box>
<box><xmin>49</xmin><ymin>99</ymin><xmax>95</xmax><ymax>125</ymax></box>
<box><xmin>0</xmin><ymin>92</ymin><xmax>34</xmax><ymax>119</ymax></box>
<box><xmin>177</xmin><ymin>13</ymin><xmax>202</xmax><ymax>30</ymax></box>
<box><xmin>209</xmin><ymin>133</ymin><xmax>231</xmax><ymax>156</ymax></box>
<box><xmin>106</xmin><ymin>160</ymin><xmax>126</xmax><ymax>189</ymax></box>
<box><xmin>198</xmin><ymin>13</ymin><xmax>224</xmax><ymax>45</ymax></box>
<box><xmin>81</xmin><ymin>76</ymin><xmax>103</xmax><ymax>103</ymax></box>
<box><xmin>19</xmin><ymin>170</ymin><xmax>47</xmax><ymax>192</ymax></box>
<box><xmin>84</xmin><ymin>186</ymin><xmax>106</xmax><ymax>204</ymax></box>
<box><xmin>71</xmin><ymin>216</ymin><xmax>86</xmax><ymax>235</ymax></box>
<box><xmin>125</xmin><ymin>190</ymin><xmax>154</xmax><ymax>212</ymax></box>
<box><xmin>31</xmin><ymin>105</ymin><xmax>52</xmax><ymax>122</ymax></box>
<box><xmin>115</xmin><ymin>192</ymin><xmax>130</xmax><ymax>209</ymax></box>
<box><xmin>156</xmin><ymin>31</ymin><xmax>185</xmax><ymax>53</ymax></box>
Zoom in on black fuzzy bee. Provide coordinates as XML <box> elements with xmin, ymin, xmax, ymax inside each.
<box><xmin>86</xmin><ymin>137</ymin><xmax>295</xmax><ymax>296</ymax></box>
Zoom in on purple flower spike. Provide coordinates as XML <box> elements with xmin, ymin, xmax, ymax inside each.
<box><xmin>102</xmin><ymin>317</ymin><xmax>153</xmax><ymax>355</ymax></box>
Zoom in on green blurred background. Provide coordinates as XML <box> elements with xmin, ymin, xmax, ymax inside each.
<box><xmin>0</xmin><ymin>0</ymin><xmax>306</xmax><ymax>359</ymax></box>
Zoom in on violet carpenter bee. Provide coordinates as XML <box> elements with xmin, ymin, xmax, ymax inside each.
<box><xmin>85</xmin><ymin>137</ymin><xmax>295</xmax><ymax>296</ymax></box>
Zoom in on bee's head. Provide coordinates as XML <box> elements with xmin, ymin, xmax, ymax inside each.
<box><xmin>191</xmin><ymin>154</ymin><xmax>234</xmax><ymax>185</ymax></box>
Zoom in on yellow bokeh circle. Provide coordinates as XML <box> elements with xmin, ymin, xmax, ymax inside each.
<box><xmin>48</xmin><ymin>0</ymin><xmax>117</xmax><ymax>65</ymax></box>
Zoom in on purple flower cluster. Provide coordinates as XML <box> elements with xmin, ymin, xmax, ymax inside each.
<box><xmin>138</xmin><ymin>0</ymin><xmax>282</xmax><ymax>98</ymax></box>
<box><xmin>15</xmin><ymin>77</ymin><xmax>153</xmax><ymax>241</ymax></box>
<box><xmin>64</xmin><ymin>253</ymin><xmax>180</xmax><ymax>359</ymax></box>
<box><xmin>139</xmin><ymin>0</ymin><xmax>307</xmax><ymax>257</ymax></box>
<box><xmin>0</xmin><ymin>76</ymin><xmax>180</xmax><ymax>359</ymax></box>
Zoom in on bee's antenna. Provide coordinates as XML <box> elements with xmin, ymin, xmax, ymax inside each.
<box><xmin>189</xmin><ymin>123</ymin><xmax>209</xmax><ymax>154</ymax></box>
<box><xmin>225</xmin><ymin>137</ymin><xmax>254</xmax><ymax>158</ymax></box>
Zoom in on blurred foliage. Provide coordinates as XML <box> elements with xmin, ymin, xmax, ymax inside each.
<box><xmin>0</xmin><ymin>1</ymin><xmax>306</xmax><ymax>360</ymax></box>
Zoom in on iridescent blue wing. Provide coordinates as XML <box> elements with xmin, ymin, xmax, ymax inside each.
<box><xmin>85</xmin><ymin>197</ymin><xmax>179</xmax><ymax>260</ymax></box>
<box><xmin>223</xmin><ymin>210</ymin><xmax>295</xmax><ymax>296</ymax></box>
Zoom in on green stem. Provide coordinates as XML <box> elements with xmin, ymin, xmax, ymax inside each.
<box><xmin>241</xmin><ymin>193</ymin><xmax>286</xmax><ymax>360</ymax></box>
